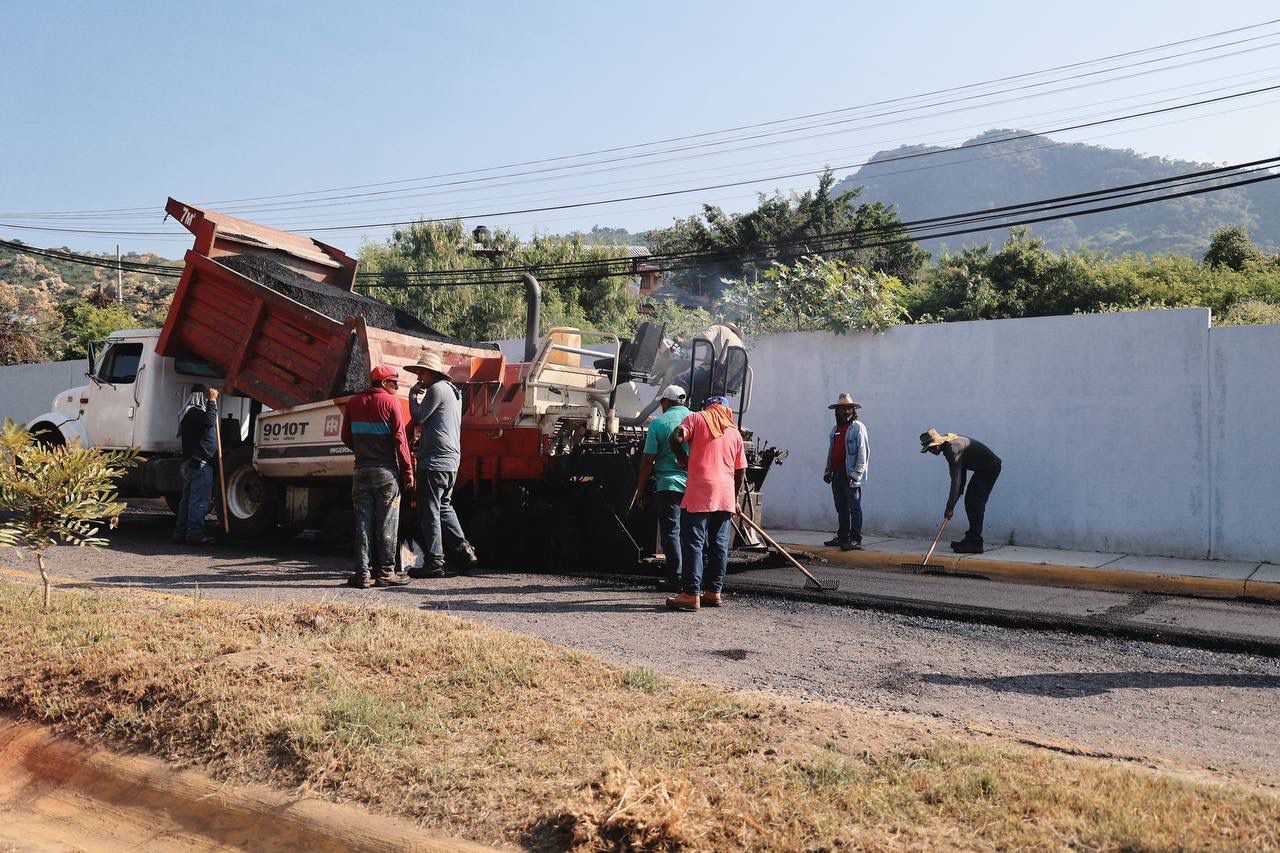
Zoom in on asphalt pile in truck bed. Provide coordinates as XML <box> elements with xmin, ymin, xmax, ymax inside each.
<box><xmin>217</xmin><ymin>254</ymin><xmax>477</xmax><ymax>346</ymax></box>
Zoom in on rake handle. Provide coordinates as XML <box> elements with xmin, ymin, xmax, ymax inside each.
<box><xmin>737</xmin><ymin>513</ymin><xmax>826</xmax><ymax>588</ymax></box>
<box><xmin>922</xmin><ymin>516</ymin><xmax>950</xmax><ymax>567</ymax></box>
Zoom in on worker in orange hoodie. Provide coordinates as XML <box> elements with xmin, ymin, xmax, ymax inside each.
<box><xmin>664</xmin><ymin>395</ymin><xmax>747</xmax><ymax>611</ymax></box>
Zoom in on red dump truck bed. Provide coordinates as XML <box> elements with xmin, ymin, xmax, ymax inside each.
<box><xmin>156</xmin><ymin>198</ymin><xmax>497</xmax><ymax>409</ymax></box>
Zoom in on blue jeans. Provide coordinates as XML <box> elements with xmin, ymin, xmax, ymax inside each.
<box><xmin>681</xmin><ymin>510</ymin><xmax>732</xmax><ymax>596</ymax></box>
<box><xmin>353</xmin><ymin>467</ymin><xmax>401</xmax><ymax>577</ymax></box>
<box><xmin>655</xmin><ymin>490</ymin><xmax>683</xmax><ymax>583</ymax></box>
<box><xmin>174</xmin><ymin>459</ymin><xmax>213</xmax><ymax>541</ymax></box>
<box><xmin>416</xmin><ymin>469</ymin><xmax>468</xmax><ymax>564</ymax></box>
<box><xmin>831</xmin><ymin>477</ymin><xmax>862</xmax><ymax>544</ymax></box>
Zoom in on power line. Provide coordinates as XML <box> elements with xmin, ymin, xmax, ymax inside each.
<box><xmin>7</xmin><ymin>17</ymin><xmax>1280</xmax><ymax>221</ymax></box>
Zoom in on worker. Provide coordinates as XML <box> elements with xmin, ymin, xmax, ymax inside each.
<box><xmin>631</xmin><ymin>384</ymin><xmax>691</xmax><ymax>590</ymax></box>
<box><xmin>823</xmin><ymin>393</ymin><xmax>868</xmax><ymax>551</ymax></box>
<box><xmin>665</xmin><ymin>395</ymin><xmax>747</xmax><ymax>611</ymax></box>
<box><xmin>406</xmin><ymin>350</ymin><xmax>478</xmax><ymax>578</ymax></box>
<box><xmin>920</xmin><ymin>428</ymin><xmax>1002</xmax><ymax>554</ymax></box>
<box><xmin>340</xmin><ymin>365</ymin><xmax>414</xmax><ymax>588</ymax></box>
<box><xmin>172</xmin><ymin>384</ymin><xmax>219</xmax><ymax>546</ymax></box>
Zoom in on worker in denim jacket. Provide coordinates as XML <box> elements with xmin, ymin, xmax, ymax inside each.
<box><xmin>822</xmin><ymin>393</ymin><xmax>868</xmax><ymax>551</ymax></box>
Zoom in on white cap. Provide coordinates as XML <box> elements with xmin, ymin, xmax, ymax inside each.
<box><xmin>659</xmin><ymin>384</ymin><xmax>687</xmax><ymax>402</ymax></box>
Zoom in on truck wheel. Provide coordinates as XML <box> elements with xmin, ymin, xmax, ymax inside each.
<box><xmin>217</xmin><ymin>449</ymin><xmax>280</xmax><ymax>538</ymax></box>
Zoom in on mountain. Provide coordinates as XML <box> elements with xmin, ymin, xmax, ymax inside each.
<box><xmin>832</xmin><ymin>130</ymin><xmax>1280</xmax><ymax>256</ymax></box>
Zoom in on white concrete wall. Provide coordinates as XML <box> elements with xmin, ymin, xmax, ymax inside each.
<box><xmin>748</xmin><ymin>309</ymin><xmax>1222</xmax><ymax>558</ymax></box>
<box><xmin>0</xmin><ymin>360</ymin><xmax>86</xmax><ymax>426</ymax></box>
<box><xmin>1209</xmin><ymin>324</ymin><xmax>1280</xmax><ymax>562</ymax></box>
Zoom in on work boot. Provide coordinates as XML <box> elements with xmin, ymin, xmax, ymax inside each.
<box><xmin>665</xmin><ymin>592</ymin><xmax>700</xmax><ymax>611</ymax></box>
<box><xmin>840</xmin><ymin>541</ymin><xmax>863</xmax><ymax>551</ymax></box>
<box><xmin>823</xmin><ymin>536</ymin><xmax>844</xmax><ymax>547</ymax></box>
<box><xmin>347</xmin><ymin>573</ymin><xmax>375</xmax><ymax>589</ymax></box>
<box><xmin>952</xmin><ymin>539</ymin><xmax>984</xmax><ymax>554</ymax></box>
<box><xmin>700</xmin><ymin>591</ymin><xmax>723</xmax><ymax>607</ymax></box>
<box><xmin>373</xmin><ymin>572</ymin><xmax>410</xmax><ymax>587</ymax></box>
<box><xmin>186</xmin><ymin>535</ymin><xmax>217</xmax><ymax>546</ymax></box>
<box><xmin>409</xmin><ymin>560</ymin><xmax>447</xmax><ymax>579</ymax></box>
<box><xmin>453</xmin><ymin>542</ymin><xmax>479</xmax><ymax>573</ymax></box>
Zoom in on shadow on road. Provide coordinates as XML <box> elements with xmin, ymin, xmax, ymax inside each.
<box><xmin>921</xmin><ymin>671</ymin><xmax>1280</xmax><ymax>698</ymax></box>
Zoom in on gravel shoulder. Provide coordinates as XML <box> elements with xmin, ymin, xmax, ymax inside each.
<box><xmin>5</xmin><ymin>509</ymin><xmax>1279</xmax><ymax>789</ymax></box>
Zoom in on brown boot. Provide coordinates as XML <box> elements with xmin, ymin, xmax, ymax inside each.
<box><xmin>700</xmin><ymin>592</ymin><xmax>722</xmax><ymax>607</ymax></box>
<box><xmin>665</xmin><ymin>592</ymin><xmax>700</xmax><ymax>611</ymax></box>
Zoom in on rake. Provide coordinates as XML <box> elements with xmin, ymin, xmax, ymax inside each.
<box><xmin>900</xmin><ymin>516</ymin><xmax>950</xmax><ymax>573</ymax></box>
<box><xmin>738</xmin><ymin>514</ymin><xmax>840</xmax><ymax>592</ymax></box>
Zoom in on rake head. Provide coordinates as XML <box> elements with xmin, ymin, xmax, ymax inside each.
<box><xmin>803</xmin><ymin>577</ymin><xmax>840</xmax><ymax>592</ymax></box>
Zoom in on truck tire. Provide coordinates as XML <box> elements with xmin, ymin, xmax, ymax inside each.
<box><xmin>217</xmin><ymin>448</ymin><xmax>280</xmax><ymax>539</ymax></box>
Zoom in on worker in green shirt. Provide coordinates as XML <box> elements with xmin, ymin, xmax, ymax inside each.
<box><xmin>631</xmin><ymin>385</ymin><xmax>691</xmax><ymax>590</ymax></box>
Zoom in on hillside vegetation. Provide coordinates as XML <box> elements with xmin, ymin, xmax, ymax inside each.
<box><xmin>834</xmin><ymin>130</ymin><xmax>1280</xmax><ymax>256</ymax></box>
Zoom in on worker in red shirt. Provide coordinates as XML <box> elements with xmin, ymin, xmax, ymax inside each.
<box><xmin>340</xmin><ymin>365</ymin><xmax>414</xmax><ymax>588</ymax></box>
<box><xmin>665</xmin><ymin>395</ymin><xmax>747</xmax><ymax>611</ymax></box>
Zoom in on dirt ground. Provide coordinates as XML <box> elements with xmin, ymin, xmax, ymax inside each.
<box><xmin>5</xmin><ymin>510</ymin><xmax>1279</xmax><ymax>791</ymax></box>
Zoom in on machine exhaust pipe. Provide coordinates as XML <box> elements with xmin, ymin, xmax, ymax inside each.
<box><xmin>522</xmin><ymin>272</ymin><xmax>541</xmax><ymax>362</ymax></box>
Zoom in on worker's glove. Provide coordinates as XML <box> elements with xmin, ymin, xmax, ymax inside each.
<box><xmin>822</xmin><ymin>471</ymin><xmax>833</xmax><ymax>484</ymax></box>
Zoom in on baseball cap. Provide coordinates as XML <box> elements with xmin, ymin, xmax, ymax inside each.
<box><xmin>704</xmin><ymin>395</ymin><xmax>730</xmax><ymax>408</ymax></box>
<box><xmin>370</xmin><ymin>365</ymin><xmax>400</xmax><ymax>383</ymax></box>
<box><xmin>659</xmin><ymin>384</ymin><xmax>686</xmax><ymax>402</ymax></box>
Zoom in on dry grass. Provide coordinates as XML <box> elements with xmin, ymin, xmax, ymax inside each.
<box><xmin>0</xmin><ymin>579</ymin><xmax>1276</xmax><ymax>851</ymax></box>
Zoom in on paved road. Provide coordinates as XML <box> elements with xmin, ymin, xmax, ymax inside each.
<box><xmin>6</xmin><ymin>508</ymin><xmax>1279</xmax><ymax>787</ymax></box>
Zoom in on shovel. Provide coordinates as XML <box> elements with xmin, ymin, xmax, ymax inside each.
<box><xmin>901</xmin><ymin>516</ymin><xmax>950</xmax><ymax>573</ymax></box>
<box><xmin>737</xmin><ymin>514</ymin><xmax>839</xmax><ymax>592</ymax></box>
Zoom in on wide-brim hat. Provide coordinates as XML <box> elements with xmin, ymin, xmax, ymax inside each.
<box><xmin>405</xmin><ymin>350</ymin><xmax>447</xmax><ymax>377</ymax></box>
<box><xmin>828</xmin><ymin>392</ymin><xmax>862</xmax><ymax>410</ymax></box>
<box><xmin>920</xmin><ymin>428</ymin><xmax>957</xmax><ymax>452</ymax></box>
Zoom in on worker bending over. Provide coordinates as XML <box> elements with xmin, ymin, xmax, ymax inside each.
<box><xmin>407</xmin><ymin>351</ymin><xmax>478</xmax><ymax>577</ymax></box>
<box><xmin>632</xmin><ymin>385</ymin><xmax>691</xmax><ymax>591</ymax></box>
<box><xmin>666</xmin><ymin>395</ymin><xmax>747</xmax><ymax>611</ymax></box>
<box><xmin>920</xmin><ymin>429</ymin><xmax>1002</xmax><ymax>554</ymax></box>
<box><xmin>341</xmin><ymin>365</ymin><xmax>414</xmax><ymax>587</ymax></box>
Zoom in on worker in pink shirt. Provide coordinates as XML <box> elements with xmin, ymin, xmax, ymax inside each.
<box><xmin>664</xmin><ymin>395</ymin><xmax>747</xmax><ymax>611</ymax></box>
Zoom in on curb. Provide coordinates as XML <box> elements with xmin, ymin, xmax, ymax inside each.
<box><xmin>782</xmin><ymin>543</ymin><xmax>1280</xmax><ymax>603</ymax></box>
<box><xmin>0</xmin><ymin>718</ymin><xmax>498</xmax><ymax>853</ymax></box>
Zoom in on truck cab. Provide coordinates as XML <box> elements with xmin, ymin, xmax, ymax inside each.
<box><xmin>28</xmin><ymin>328</ymin><xmax>253</xmax><ymax>504</ymax></box>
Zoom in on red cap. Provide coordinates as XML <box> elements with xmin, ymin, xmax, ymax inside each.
<box><xmin>370</xmin><ymin>365</ymin><xmax>399</xmax><ymax>383</ymax></box>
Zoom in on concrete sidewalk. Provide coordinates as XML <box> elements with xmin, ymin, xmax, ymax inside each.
<box><xmin>769</xmin><ymin>530</ymin><xmax>1280</xmax><ymax>601</ymax></box>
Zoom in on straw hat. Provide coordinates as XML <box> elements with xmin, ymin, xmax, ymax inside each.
<box><xmin>405</xmin><ymin>350</ymin><xmax>447</xmax><ymax>378</ymax></box>
<box><xmin>919</xmin><ymin>428</ymin><xmax>958</xmax><ymax>452</ymax></box>
<box><xmin>827</xmin><ymin>392</ymin><xmax>862</xmax><ymax>410</ymax></box>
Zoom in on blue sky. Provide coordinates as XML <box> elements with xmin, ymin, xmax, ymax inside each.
<box><xmin>2</xmin><ymin>0</ymin><xmax>1278</xmax><ymax>255</ymax></box>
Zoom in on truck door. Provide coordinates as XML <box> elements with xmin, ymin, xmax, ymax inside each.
<box><xmin>81</xmin><ymin>339</ymin><xmax>146</xmax><ymax>448</ymax></box>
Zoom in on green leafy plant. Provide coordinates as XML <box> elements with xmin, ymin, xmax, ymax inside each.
<box><xmin>721</xmin><ymin>255</ymin><xmax>909</xmax><ymax>335</ymax></box>
<box><xmin>0</xmin><ymin>420</ymin><xmax>138</xmax><ymax>609</ymax></box>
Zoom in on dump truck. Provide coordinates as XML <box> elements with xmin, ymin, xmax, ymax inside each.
<box><xmin>28</xmin><ymin>199</ymin><xmax>784</xmax><ymax>570</ymax></box>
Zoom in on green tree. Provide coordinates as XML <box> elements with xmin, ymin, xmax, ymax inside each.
<box><xmin>359</xmin><ymin>220</ymin><xmax>642</xmax><ymax>341</ymax></box>
<box><xmin>1219</xmin><ymin>299</ymin><xmax>1280</xmax><ymax>326</ymax></box>
<box><xmin>1203</xmin><ymin>226</ymin><xmax>1267</xmax><ymax>271</ymax></box>
<box><xmin>721</xmin><ymin>255</ymin><xmax>908</xmax><ymax>335</ymax></box>
<box><xmin>62</xmin><ymin>302</ymin><xmax>138</xmax><ymax>359</ymax></box>
<box><xmin>646</xmin><ymin>171</ymin><xmax>929</xmax><ymax>299</ymax></box>
<box><xmin>0</xmin><ymin>420</ymin><xmax>138</xmax><ymax>610</ymax></box>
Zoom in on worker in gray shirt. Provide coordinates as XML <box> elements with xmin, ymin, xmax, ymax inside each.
<box><xmin>405</xmin><ymin>350</ymin><xmax>477</xmax><ymax>577</ymax></box>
